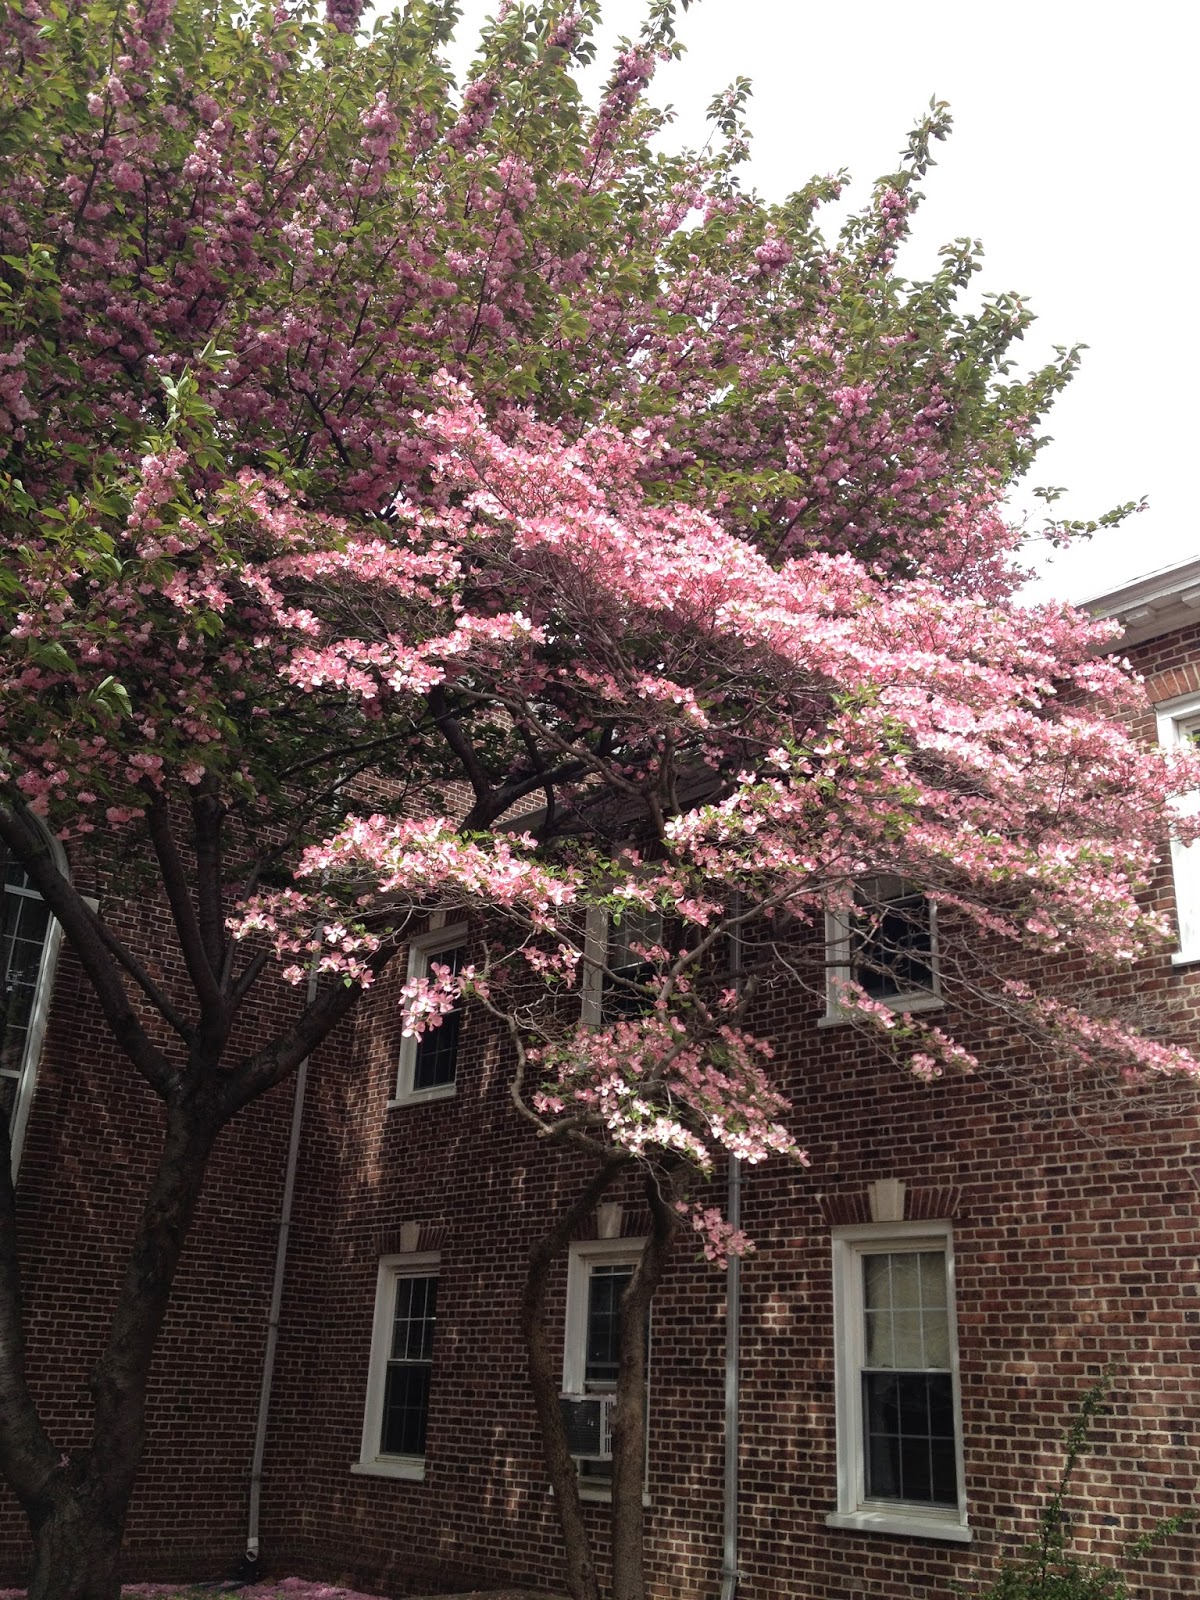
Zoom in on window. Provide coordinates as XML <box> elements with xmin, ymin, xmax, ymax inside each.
<box><xmin>581</xmin><ymin>905</ymin><xmax>664</xmax><ymax>1025</ymax></box>
<box><xmin>0</xmin><ymin>844</ymin><xmax>64</xmax><ymax>1177</ymax></box>
<box><xmin>354</xmin><ymin>1252</ymin><xmax>439</xmax><ymax>1480</ymax></box>
<box><xmin>827</xmin><ymin>1222</ymin><xmax>969</xmax><ymax>1542</ymax></box>
<box><xmin>1156</xmin><ymin>693</ymin><xmax>1200</xmax><ymax>963</ymax></box>
<box><xmin>391</xmin><ymin>923</ymin><xmax>467</xmax><ymax>1105</ymax></box>
<box><xmin>824</xmin><ymin>877</ymin><xmax>940</xmax><ymax>1023</ymax></box>
<box><xmin>562</xmin><ymin>1238</ymin><xmax>648</xmax><ymax>1498</ymax></box>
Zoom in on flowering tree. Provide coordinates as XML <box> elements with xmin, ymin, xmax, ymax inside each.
<box><xmin>0</xmin><ymin>0</ymin><xmax>1192</xmax><ymax>1598</ymax></box>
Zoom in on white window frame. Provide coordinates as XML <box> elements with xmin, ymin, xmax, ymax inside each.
<box><xmin>579</xmin><ymin>903</ymin><xmax>664</xmax><ymax>1027</ymax></box>
<box><xmin>389</xmin><ymin>922</ymin><xmax>468</xmax><ymax>1107</ymax></box>
<box><xmin>822</xmin><ymin>882</ymin><xmax>942</xmax><ymax>1026</ymax></box>
<box><xmin>2</xmin><ymin>828</ymin><xmax>80</xmax><ymax>1180</ymax></box>
<box><xmin>827</xmin><ymin>1220</ymin><xmax>970</xmax><ymax>1543</ymax></box>
<box><xmin>1156</xmin><ymin>691</ymin><xmax>1200</xmax><ymax>964</ymax></box>
<box><xmin>563</xmin><ymin>1236</ymin><xmax>649</xmax><ymax>1503</ymax></box>
<box><xmin>352</xmin><ymin>1250</ymin><xmax>440</xmax><ymax>1481</ymax></box>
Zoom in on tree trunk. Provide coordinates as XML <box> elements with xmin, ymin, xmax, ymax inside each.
<box><xmin>1</xmin><ymin>1098</ymin><xmax>221</xmax><ymax>1600</ymax></box>
<box><xmin>523</xmin><ymin>1160</ymin><xmax>626</xmax><ymax>1600</ymax></box>
<box><xmin>609</xmin><ymin>1172</ymin><xmax>680</xmax><ymax>1600</ymax></box>
<box><xmin>26</xmin><ymin>1481</ymin><xmax>124</xmax><ymax>1600</ymax></box>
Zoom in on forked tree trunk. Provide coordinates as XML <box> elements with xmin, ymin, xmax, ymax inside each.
<box><xmin>523</xmin><ymin>1160</ymin><xmax>627</xmax><ymax>1600</ymax></box>
<box><xmin>609</xmin><ymin>1174</ymin><xmax>679</xmax><ymax>1600</ymax></box>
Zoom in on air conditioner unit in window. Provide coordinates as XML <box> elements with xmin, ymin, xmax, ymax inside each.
<box><xmin>559</xmin><ymin>1393</ymin><xmax>615</xmax><ymax>1460</ymax></box>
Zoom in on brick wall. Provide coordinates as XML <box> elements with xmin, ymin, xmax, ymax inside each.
<box><xmin>3</xmin><ymin>622</ymin><xmax>1199</xmax><ymax>1597</ymax></box>
<box><xmin>0</xmin><ymin>867</ymin><xmax>354</xmax><ymax>1582</ymax></box>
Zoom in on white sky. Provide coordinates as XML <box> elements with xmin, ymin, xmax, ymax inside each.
<box><xmin>420</xmin><ymin>0</ymin><xmax>1198</xmax><ymax>604</ymax></box>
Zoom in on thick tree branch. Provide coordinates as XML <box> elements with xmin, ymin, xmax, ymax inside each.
<box><xmin>143</xmin><ymin>797</ymin><xmax>223</xmax><ymax>1019</ymax></box>
<box><xmin>429</xmin><ymin>685</ymin><xmax>495</xmax><ymax>822</ymax></box>
<box><xmin>217</xmin><ymin>943</ymin><xmax>397</xmax><ymax>1115</ymax></box>
<box><xmin>191</xmin><ymin>787</ymin><xmax>226</xmax><ymax>980</ymax></box>
<box><xmin>79</xmin><ymin>903</ymin><xmax>192</xmax><ymax>1043</ymax></box>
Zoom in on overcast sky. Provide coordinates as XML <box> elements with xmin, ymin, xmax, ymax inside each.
<box><xmin>428</xmin><ymin>0</ymin><xmax>1196</xmax><ymax>604</ymax></box>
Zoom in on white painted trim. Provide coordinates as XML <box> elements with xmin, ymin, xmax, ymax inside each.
<box><xmin>350</xmin><ymin>1458</ymin><xmax>426</xmax><ymax>1482</ymax></box>
<box><xmin>7</xmin><ymin>915</ymin><xmax>63</xmax><ymax>1177</ymax></box>
<box><xmin>562</xmin><ymin>1236</ymin><xmax>651</xmax><ymax>1499</ymax></box>
<box><xmin>389</xmin><ymin>925</ymin><xmax>468</xmax><ymax>1107</ymax></box>
<box><xmin>562</xmin><ymin>1236</ymin><xmax>646</xmax><ymax>1394</ymax></box>
<box><xmin>1156</xmin><ymin>692</ymin><xmax>1200</xmax><ymax>963</ymax></box>
<box><xmin>5</xmin><ymin>831</ymin><xmax>84</xmax><ymax>1179</ymax></box>
<box><xmin>829</xmin><ymin>1221</ymin><xmax>969</xmax><ymax>1541</ymax></box>
<box><xmin>357</xmin><ymin>1251</ymin><xmax>440</xmax><ymax>1479</ymax></box>
<box><xmin>825</xmin><ymin>1509</ymin><xmax>972</xmax><ymax>1542</ymax></box>
<box><xmin>579</xmin><ymin>906</ymin><xmax>606</xmax><ymax>1028</ymax></box>
<box><xmin>823</xmin><ymin>888</ymin><xmax>941</xmax><ymax>1025</ymax></box>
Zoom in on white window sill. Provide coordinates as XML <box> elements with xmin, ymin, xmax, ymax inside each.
<box><xmin>1171</xmin><ymin>948</ymin><xmax>1200</xmax><ymax>968</ymax></box>
<box><xmin>819</xmin><ymin>993</ymin><xmax>945</xmax><ymax>1028</ymax></box>
<box><xmin>826</xmin><ymin>1508</ymin><xmax>971</xmax><ymax>1543</ymax></box>
<box><xmin>575</xmin><ymin>1483</ymin><xmax>651</xmax><ymax>1508</ymax></box>
<box><xmin>387</xmin><ymin>1085</ymin><xmax>457</xmax><ymax>1109</ymax></box>
<box><xmin>351</xmin><ymin>1457</ymin><xmax>426</xmax><ymax>1481</ymax></box>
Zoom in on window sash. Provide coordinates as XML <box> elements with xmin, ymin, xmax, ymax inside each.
<box><xmin>1156</xmin><ymin>696</ymin><xmax>1200</xmax><ymax>962</ymax></box>
<box><xmin>824</xmin><ymin>883</ymin><xmax>940</xmax><ymax>1020</ymax></box>
<box><xmin>392</xmin><ymin>926</ymin><xmax>468</xmax><ymax>1104</ymax></box>
<box><xmin>563</xmin><ymin>1240</ymin><xmax>649</xmax><ymax>1494</ymax></box>
<box><xmin>358</xmin><ymin>1253</ymin><xmax>440</xmax><ymax>1476</ymax></box>
<box><xmin>0</xmin><ymin>852</ymin><xmax>65</xmax><ymax>1177</ymax></box>
<box><xmin>379</xmin><ymin>1274</ymin><xmax>437</xmax><ymax>1457</ymax></box>
<box><xmin>830</xmin><ymin>1223</ymin><xmax>967</xmax><ymax>1532</ymax></box>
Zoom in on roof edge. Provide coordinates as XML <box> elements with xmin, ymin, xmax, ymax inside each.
<box><xmin>1082</xmin><ymin>554</ymin><xmax>1200</xmax><ymax>648</ymax></box>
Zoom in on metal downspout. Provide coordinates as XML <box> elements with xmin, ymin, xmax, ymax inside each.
<box><xmin>721</xmin><ymin>911</ymin><xmax>744</xmax><ymax>1600</ymax></box>
<box><xmin>720</xmin><ymin>1154</ymin><xmax>743</xmax><ymax>1600</ymax></box>
<box><xmin>244</xmin><ymin>956</ymin><xmax>320</xmax><ymax>1570</ymax></box>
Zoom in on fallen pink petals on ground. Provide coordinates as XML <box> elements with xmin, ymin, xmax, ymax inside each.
<box><xmin>0</xmin><ymin>1585</ymin><xmax>393</xmax><ymax>1600</ymax></box>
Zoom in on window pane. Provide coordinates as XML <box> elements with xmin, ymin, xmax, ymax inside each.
<box><xmin>584</xmin><ymin>1263</ymin><xmax>633</xmax><ymax>1389</ymax></box>
<box><xmin>602</xmin><ymin>908</ymin><xmax>663</xmax><ymax>1020</ymax></box>
<box><xmin>380</xmin><ymin>1362</ymin><xmax>431</xmax><ymax>1456</ymax></box>
<box><xmin>852</xmin><ymin>890</ymin><xmax>932</xmax><ymax>999</ymax></box>
<box><xmin>863</xmin><ymin>1372</ymin><xmax>957</xmax><ymax>1506</ymax></box>
<box><xmin>391</xmin><ymin>1275</ymin><xmax>437</xmax><ymax>1362</ymax></box>
<box><xmin>864</xmin><ymin>1307</ymin><xmax>893</xmax><ymax>1369</ymax></box>
<box><xmin>918</xmin><ymin>1250</ymin><xmax>948</xmax><ymax>1308</ymax></box>
<box><xmin>922</xmin><ymin>1311</ymin><xmax>950</xmax><ymax>1368</ymax></box>
<box><xmin>412</xmin><ymin>946</ymin><xmax>463</xmax><ymax>1090</ymax></box>
<box><xmin>890</xmin><ymin>1309</ymin><xmax>924</xmax><ymax>1367</ymax></box>
<box><xmin>380</xmin><ymin>1274</ymin><xmax>437</xmax><ymax>1458</ymax></box>
<box><xmin>608</xmin><ymin>907</ymin><xmax>662</xmax><ymax>970</ymax></box>
<box><xmin>0</xmin><ymin>876</ymin><xmax>51</xmax><ymax>1077</ymax></box>
<box><xmin>863</xmin><ymin>1251</ymin><xmax>949</xmax><ymax>1370</ymax></box>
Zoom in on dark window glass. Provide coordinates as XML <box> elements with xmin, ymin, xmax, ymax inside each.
<box><xmin>0</xmin><ymin>851</ymin><xmax>51</xmax><ymax>1108</ymax></box>
<box><xmin>863</xmin><ymin>1372</ymin><xmax>957</xmax><ymax>1505</ymax></box>
<box><xmin>580</xmin><ymin>1261</ymin><xmax>644</xmax><ymax>1483</ymax></box>
<box><xmin>861</xmin><ymin>1250</ymin><xmax>957</xmax><ymax>1507</ymax></box>
<box><xmin>852</xmin><ymin>888</ymin><xmax>932</xmax><ymax>1000</ymax></box>
<box><xmin>380</xmin><ymin>1274</ymin><xmax>437</xmax><ymax>1457</ymax></box>
<box><xmin>602</xmin><ymin>908</ymin><xmax>662</xmax><ymax>1020</ymax></box>
<box><xmin>585</xmin><ymin>1263</ymin><xmax>633</xmax><ymax>1389</ymax></box>
<box><xmin>412</xmin><ymin>945</ymin><xmax>463</xmax><ymax>1090</ymax></box>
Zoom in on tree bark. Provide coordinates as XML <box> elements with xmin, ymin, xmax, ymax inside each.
<box><xmin>9</xmin><ymin>1099</ymin><xmax>221</xmax><ymax>1600</ymax></box>
<box><xmin>609</xmin><ymin>1172</ymin><xmax>680</xmax><ymax>1600</ymax></box>
<box><xmin>522</xmin><ymin>1160</ymin><xmax>626</xmax><ymax>1600</ymax></box>
<box><xmin>26</xmin><ymin>1483</ymin><xmax>124</xmax><ymax>1600</ymax></box>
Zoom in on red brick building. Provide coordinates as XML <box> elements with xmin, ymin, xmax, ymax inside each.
<box><xmin>3</xmin><ymin>560</ymin><xmax>1200</xmax><ymax>1597</ymax></box>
